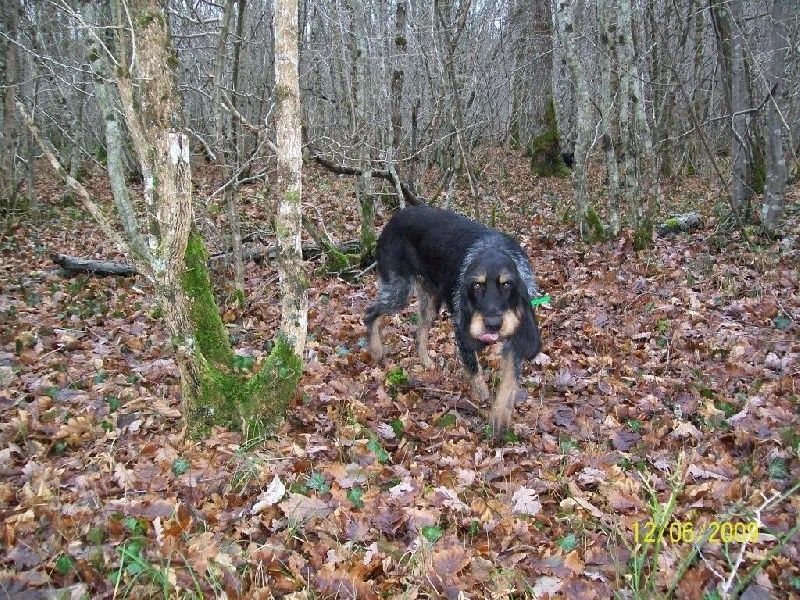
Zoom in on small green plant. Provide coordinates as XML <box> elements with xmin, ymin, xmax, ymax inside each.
<box><xmin>557</xmin><ymin>532</ymin><xmax>579</xmax><ymax>552</ymax></box>
<box><xmin>366</xmin><ymin>439</ymin><xmax>389</xmax><ymax>464</ymax></box>
<box><xmin>434</xmin><ymin>413</ymin><xmax>457</xmax><ymax>428</ymax></box>
<box><xmin>54</xmin><ymin>553</ymin><xmax>76</xmax><ymax>575</ymax></box>
<box><xmin>171</xmin><ymin>457</ymin><xmax>190</xmax><ymax>476</ymax></box>
<box><xmin>306</xmin><ymin>471</ymin><xmax>330</xmax><ymax>494</ymax></box>
<box><xmin>347</xmin><ymin>487</ymin><xmax>365</xmax><ymax>509</ymax></box>
<box><xmin>385</xmin><ymin>367</ymin><xmax>408</xmax><ymax>389</ymax></box>
<box><xmin>390</xmin><ymin>417</ymin><xmax>404</xmax><ymax>438</ymax></box>
<box><xmin>110</xmin><ymin>517</ymin><xmax>173</xmax><ymax>597</ymax></box>
<box><xmin>421</xmin><ymin>525</ymin><xmax>443</xmax><ymax>543</ymax></box>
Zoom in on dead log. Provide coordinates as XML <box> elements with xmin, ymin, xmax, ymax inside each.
<box><xmin>50</xmin><ymin>238</ymin><xmax>363</xmax><ymax>277</ymax></box>
<box><xmin>308</xmin><ymin>148</ymin><xmax>424</xmax><ymax>206</ymax></box>
<box><xmin>51</xmin><ymin>253</ymin><xmax>138</xmax><ymax>276</ymax></box>
<box><xmin>656</xmin><ymin>212</ymin><xmax>703</xmax><ymax>237</ymax></box>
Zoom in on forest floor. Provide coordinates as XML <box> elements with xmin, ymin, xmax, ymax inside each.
<box><xmin>1</xmin><ymin>151</ymin><xmax>799</xmax><ymax>600</ymax></box>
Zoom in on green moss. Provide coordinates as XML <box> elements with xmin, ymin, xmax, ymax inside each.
<box><xmin>180</xmin><ymin>230</ymin><xmax>303</xmax><ymax>439</ymax></box>
<box><xmin>188</xmin><ymin>336</ymin><xmax>302</xmax><ymax>440</ymax></box>
<box><xmin>633</xmin><ymin>218</ymin><xmax>654</xmax><ymax>251</ymax></box>
<box><xmin>585</xmin><ymin>205</ymin><xmax>606</xmax><ymax>243</ymax></box>
<box><xmin>529</xmin><ymin>98</ymin><xmax>571</xmax><ymax>178</ymax></box>
<box><xmin>751</xmin><ymin>143</ymin><xmax>766</xmax><ymax>195</ymax></box>
<box><xmin>181</xmin><ymin>230</ymin><xmax>234</xmax><ymax>367</ymax></box>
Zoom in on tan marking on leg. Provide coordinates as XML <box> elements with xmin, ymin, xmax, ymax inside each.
<box><xmin>490</xmin><ymin>352</ymin><xmax>518</xmax><ymax>435</ymax></box>
<box><xmin>368</xmin><ymin>315</ymin><xmax>384</xmax><ymax>362</ymax></box>
<box><xmin>415</xmin><ymin>285</ymin><xmax>437</xmax><ymax>368</ymax></box>
<box><xmin>469</xmin><ymin>369</ymin><xmax>490</xmax><ymax>402</ymax></box>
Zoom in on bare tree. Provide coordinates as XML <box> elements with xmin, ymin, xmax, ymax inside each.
<box><xmin>761</xmin><ymin>0</ymin><xmax>790</xmax><ymax>234</ymax></box>
<box><xmin>274</xmin><ymin>0</ymin><xmax>308</xmax><ymax>356</ymax></box>
<box><xmin>711</xmin><ymin>0</ymin><xmax>755</xmax><ymax>218</ymax></box>
<box><xmin>555</xmin><ymin>0</ymin><xmax>598</xmax><ymax>240</ymax></box>
<box><xmin>1</xmin><ymin>0</ymin><xmax>20</xmax><ymax>207</ymax></box>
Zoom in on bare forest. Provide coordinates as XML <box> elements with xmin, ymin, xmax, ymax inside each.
<box><xmin>1</xmin><ymin>0</ymin><xmax>799</xmax><ymax>598</ymax></box>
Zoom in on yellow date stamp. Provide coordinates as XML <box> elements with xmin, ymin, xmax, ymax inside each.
<box><xmin>633</xmin><ymin>520</ymin><xmax>759</xmax><ymax>544</ymax></box>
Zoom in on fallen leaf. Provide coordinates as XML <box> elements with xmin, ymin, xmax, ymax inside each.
<box><xmin>251</xmin><ymin>476</ymin><xmax>286</xmax><ymax>514</ymax></box>
<box><xmin>511</xmin><ymin>487</ymin><xmax>542</xmax><ymax>516</ymax></box>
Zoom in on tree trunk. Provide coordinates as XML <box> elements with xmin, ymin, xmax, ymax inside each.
<box><xmin>351</xmin><ymin>0</ymin><xmax>376</xmax><ymax>265</ymax></box>
<box><xmin>1</xmin><ymin>0</ymin><xmax>20</xmax><ymax>206</ymax></box>
<box><xmin>598</xmin><ymin>0</ymin><xmax>621</xmax><ymax>236</ymax></box>
<box><xmin>555</xmin><ymin>0</ymin><xmax>598</xmax><ymax>240</ymax></box>
<box><xmin>618</xmin><ymin>0</ymin><xmax>658</xmax><ymax>249</ymax></box>
<box><xmin>711</xmin><ymin>0</ymin><xmax>753</xmax><ymax>218</ymax></box>
<box><xmin>212</xmin><ymin>0</ymin><xmax>246</xmax><ymax>300</ymax></box>
<box><xmin>274</xmin><ymin>0</ymin><xmax>309</xmax><ymax>358</ymax></box>
<box><xmin>390</xmin><ymin>0</ymin><xmax>406</xmax><ymax>196</ymax></box>
<box><xmin>761</xmin><ymin>0</ymin><xmax>789</xmax><ymax>234</ymax></box>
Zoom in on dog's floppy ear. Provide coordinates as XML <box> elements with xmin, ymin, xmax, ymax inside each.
<box><xmin>510</xmin><ymin>270</ymin><xmax>541</xmax><ymax>360</ymax></box>
<box><xmin>513</xmin><ymin>303</ymin><xmax>541</xmax><ymax>359</ymax></box>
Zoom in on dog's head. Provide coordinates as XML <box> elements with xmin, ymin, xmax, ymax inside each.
<box><xmin>459</xmin><ymin>248</ymin><xmax>540</xmax><ymax>355</ymax></box>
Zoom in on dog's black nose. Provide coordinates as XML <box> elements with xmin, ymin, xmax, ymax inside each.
<box><xmin>484</xmin><ymin>315</ymin><xmax>503</xmax><ymax>331</ymax></box>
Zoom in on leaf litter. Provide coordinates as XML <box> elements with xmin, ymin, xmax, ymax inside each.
<box><xmin>0</xmin><ymin>153</ymin><xmax>798</xmax><ymax>598</ymax></box>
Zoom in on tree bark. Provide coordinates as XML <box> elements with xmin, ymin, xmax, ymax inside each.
<box><xmin>711</xmin><ymin>0</ymin><xmax>753</xmax><ymax>217</ymax></box>
<box><xmin>1</xmin><ymin>0</ymin><xmax>20</xmax><ymax>206</ymax></box>
<box><xmin>555</xmin><ymin>0</ymin><xmax>596</xmax><ymax>240</ymax></box>
<box><xmin>598</xmin><ymin>0</ymin><xmax>621</xmax><ymax>236</ymax></box>
<box><xmin>618</xmin><ymin>0</ymin><xmax>658</xmax><ymax>249</ymax></box>
<box><xmin>761</xmin><ymin>0</ymin><xmax>789</xmax><ymax>234</ymax></box>
<box><xmin>274</xmin><ymin>0</ymin><xmax>309</xmax><ymax>358</ymax></box>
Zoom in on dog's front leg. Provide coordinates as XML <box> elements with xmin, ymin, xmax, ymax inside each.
<box><xmin>367</xmin><ymin>315</ymin><xmax>385</xmax><ymax>362</ymax></box>
<box><xmin>458</xmin><ymin>342</ymin><xmax>489</xmax><ymax>402</ymax></box>
<box><xmin>490</xmin><ymin>351</ymin><xmax>520</xmax><ymax>435</ymax></box>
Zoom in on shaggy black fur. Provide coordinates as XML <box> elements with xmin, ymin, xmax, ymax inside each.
<box><xmin>365</xmin><ymin>206</ymin><xmax>542</xmax><ymax>434</ymax></box>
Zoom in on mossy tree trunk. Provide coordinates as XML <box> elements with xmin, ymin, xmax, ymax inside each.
<box><xmin>24</xmin><ymin>0</ymin><xmax>302</xmax><ymax>439</ymax></box>
<box><xmin>529</xmin><ymin>98</ymin><xmax>570</xmax><ymax>178</ymax></box>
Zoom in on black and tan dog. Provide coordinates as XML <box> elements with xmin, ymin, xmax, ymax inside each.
<box><xmin>365</xmin><ymin>205</ymin><xmax>542</xmax><ymax>434</ymax></box>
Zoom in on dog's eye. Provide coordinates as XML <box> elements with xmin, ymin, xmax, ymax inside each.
<box><xmin>500</xmin><ymin>281</ymin><xmax>512</xmax><ymax>290</ymax></box>
<box><xmin>472</xmin><ymin>281</ymin><xmax>485</xmax><ymax>291</ymax></box>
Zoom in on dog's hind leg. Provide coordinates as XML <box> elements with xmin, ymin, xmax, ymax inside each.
<box><xmin>365</xmin><ymin>275</ymin><xmax>412</xmax><ymax>362</ymax></box>
<box><xmin>414</xmin><ymin>282</ymin><xmax>439</xmax><ymax>368</ymax></box>
<box><xmin>490</xmin><ymin>351</ymin><xmax>521</xmax><ymax>435</ymax></box>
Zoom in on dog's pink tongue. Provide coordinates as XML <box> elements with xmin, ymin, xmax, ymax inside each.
<box><xmin>479</xmin><ymin>332</ymin><xmax>500</xmax><ymax>343</ymax></box>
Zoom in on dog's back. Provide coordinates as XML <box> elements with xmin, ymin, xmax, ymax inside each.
<box><xmin>376</xmin><ymin>205</ymin><xmax>506</xmax><ymax>301</ymax></box>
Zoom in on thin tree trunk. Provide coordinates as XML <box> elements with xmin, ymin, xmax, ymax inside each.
<box><xmin>556</xmin><ymin>0</ymin><xmax>594</xmax><ymax>239</ymax></box>
<box><xmin>213</xmin><ymin>0</ymin><xmax>246</xmax><ymax>299</ymax></box>
<box><xmin>274</xmin><ymin>0</ymin><xmax>309</xmax><ymax>357</ymax></box>
<box><xmin>711</xmin><ymin>0</ymin><xmax>753</xmax><ymax>217</ymax></box>
<box><xmin>618</xmin><ymin>0</ymin><xmax>657</xmax><ymax>248</ymax></box>
<box><xmin>599</xmin><ymin>0</ymin><xmax>621</xmax><ymax>236</ymax></box>
<box><xmin>390</xmin><ymin>0</ymin><xmax>406</xmax><ymax>192</ymax></box>
<box><xmin>761</xmin><ymin>0</ymin><xmax>789</xmax><ymax>234</ymax></box>
<box><xmin>1</xmin><ymin>0</ymin><xmax>20</xmax><ymax>205</ymax></box>
<box><xmin>351</xmin><ymin>0</ymin><xmax>376</xmax><ymax>263</ymax></box>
